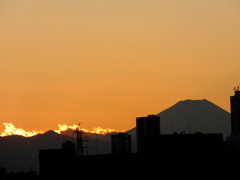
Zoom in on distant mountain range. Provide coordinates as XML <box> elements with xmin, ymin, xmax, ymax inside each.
<box><xmin>0</xmin><ymin>131</ymin><xmax>111</xmax><ymax>174</ymax></box>
<box><xmin>0</xmin><ymin>99</ymin><xmax>231</xmax><ymax>174</ymax></box>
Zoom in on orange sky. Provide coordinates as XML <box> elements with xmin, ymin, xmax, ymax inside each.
<box><xmin>0</xmin><ymin>0</ymin><xmax>240</xmax><ymax>134</ymax></box>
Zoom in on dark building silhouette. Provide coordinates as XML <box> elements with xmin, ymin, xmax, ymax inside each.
<box><xmin>0</xmin><ymin>168</ymin><xmax>38</xmax><ymax>180</ymax></box>
<box><xmin>39</xmin><ymin>146</ymin><xmax>77</xmax><ymax>178</ymax></box>
<box><xmin>136</xmin><ymin>115</ymin><xmax>160</xmax><ymax>153</ymax></box>
<box><xmin>140</xmin><ymin>132</ymin><xmax>223</xmax><ymax>160</ymax></box>
<box><xmin>62</xmin><ymin>140</ymin><xmax>76</xmax><ymax>152</ymax></box>
<box><xmin>39</xmin><ymin>110</ymin><xmax>240</xmax><ymax>179</ymax></box>
<box><xmin>39</xmin><ymin>134</ymin><xmax>240</xmax><ymax>180</ymax></box>
<box><xmin>111</xmin><ymin>133</ymin><xmax>131</xmax><ymax>154</ymax></box>
<box><xmin>230</xmin><ymin>88</ymin><xmax>240</xmax><ymax>134</ymax></box>
<box><xmin>226</xmin><ymin>87</ymin><xmax>240</xmax><ymax>149</ymax></box>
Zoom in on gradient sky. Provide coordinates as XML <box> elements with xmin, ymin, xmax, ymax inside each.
<box><xmin>0</xmin><ymin>0</ymin><xmax>240</xmax><ymax>133</ymax></box>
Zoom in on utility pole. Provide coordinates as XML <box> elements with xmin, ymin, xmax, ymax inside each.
<box><xmin>74</xmin><ymin>123</ymin><xmax>84</xmax><ymax>156</ymax></box>
<box><xmin>97</xmin><ymin>133</ymin><xmax>99</xmax><ymax>155</ymax></box>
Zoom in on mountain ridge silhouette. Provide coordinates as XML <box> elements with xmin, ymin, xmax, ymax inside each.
<box><xmin>0</xmin><ymin>99</ymin><xmax>231</xmax><ymax>173</ymax></box>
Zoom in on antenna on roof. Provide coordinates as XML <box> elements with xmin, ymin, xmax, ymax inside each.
<box><xmin>234</xmin><ymin>85</ymin><xmax>240</xmax><ymax>92</ymax></box>
<box><xmin>170</xmin><ymin>123</ymin><xmax>172</xmax><ymax>134</ymax></box>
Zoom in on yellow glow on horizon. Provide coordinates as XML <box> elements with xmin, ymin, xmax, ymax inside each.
<box><xmin>0</xmin><ymin>123</ymin><xmax>120</xmax><ymax>137</ymax></box>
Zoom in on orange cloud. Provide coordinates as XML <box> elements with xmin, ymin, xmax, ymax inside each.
<box><xmin>0</xmin><ymin>123</ymin><xmax>120</xmax><ymax>137</ymax></box>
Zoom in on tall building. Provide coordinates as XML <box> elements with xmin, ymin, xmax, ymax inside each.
<box><xmin>230</xmin><ymin>87</ymin><xmax>240</xmax><ymax>134</ymax></box>
<box><xmin>136</xmin><ymin>115</ymin><xmax>160</xmax><ymax>153</ymax></box>
<box><xmin>111</xmin><ymin>133</ymin><xmax>131</xmax><ymax>154</ymax></box>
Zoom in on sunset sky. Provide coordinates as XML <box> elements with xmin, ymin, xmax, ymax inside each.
<box><xmin>0</xmin><ymin>0</ymin><xmax>240</xmax><ymax>134</ymax></box>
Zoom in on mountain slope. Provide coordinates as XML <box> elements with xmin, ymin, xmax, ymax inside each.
<box><xmin>158</xmin><ymin>99</ymin><xmax>230</xmax><ymax>137</ymax></box>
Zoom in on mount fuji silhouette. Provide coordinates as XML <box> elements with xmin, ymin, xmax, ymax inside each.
<box><xmin>158</xmin><ymin>99</ymin><xmax>230</xmax><ymax>136</ymax></box>
<box><xmin>127</xmin><ymin>99</ymin><xmax>231</xmax><ymax>141</ymax></box>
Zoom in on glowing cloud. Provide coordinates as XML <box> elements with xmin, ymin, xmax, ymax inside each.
<box><xmin>54</xmin><ymin>124</ymin><xmax>118</xmax><ymax>135</ymax></box>
<box><xmin>0</xmin><ymin>123</ymin><xmax>120</xmax><ymax>137</ymax></box>
<box><xmin>0</xmin><ymin>123</ymin><xmax>43</xmax><ymax>137</ymax></box>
